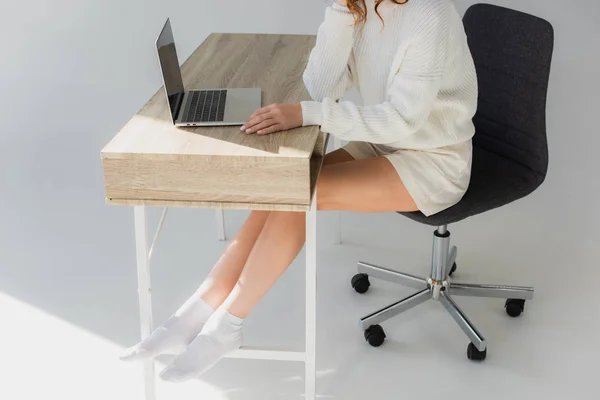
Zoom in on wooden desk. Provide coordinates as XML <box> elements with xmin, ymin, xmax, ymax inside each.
<box><xmin>101</xmin><ymin>33</ymin><xmax>325</xmax><ymax>400</ymax></box>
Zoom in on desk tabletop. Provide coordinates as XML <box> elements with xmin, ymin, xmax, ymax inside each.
<box><xmin>101</xmin><ymin>33</ymin><xmax>327</xmax><ymax>211</ymax></box>
<box><xmin>102</xmin><ymin>33</ymin><xmax>320</xmax><ymax>161</ymax></box>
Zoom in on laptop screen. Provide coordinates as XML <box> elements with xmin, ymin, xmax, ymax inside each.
<box><xmin>156</xmin><ymin>19</ymin><xmax>185</xmax><ymax>122</ymax></box>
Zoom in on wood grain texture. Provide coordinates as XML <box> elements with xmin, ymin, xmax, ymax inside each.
<box><xmin>103</xmin><ymin>156</ymin><xmax>311</xmax><ymax>205</ymax></box>
<box><xmin>102</xmin><ymin>34</ymin><xmax>320</xmax><ymax>160</ymax></box>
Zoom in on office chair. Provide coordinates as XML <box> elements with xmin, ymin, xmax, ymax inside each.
<box><xmin>350</xmin><ymin>4</ymin><xmax>554</xmax><ymax>361</ymax></box>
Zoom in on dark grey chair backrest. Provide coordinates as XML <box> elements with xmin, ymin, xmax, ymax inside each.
<box><xmin>463</xmin><ymin>4</ymin><xmax>554</xmax><ymax>177</ymax></box>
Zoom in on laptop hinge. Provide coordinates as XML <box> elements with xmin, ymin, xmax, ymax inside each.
<box><xmin>170</xmin><ymin>92</ymin><xmax>185</xmax><ymax>123</ymax></box>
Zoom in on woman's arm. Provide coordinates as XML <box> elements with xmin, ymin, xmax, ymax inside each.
<box><xmin>302</xmin><ymin>3</ymin><xmax>355</xmax><ymax>102</ymax></box>
<box><xmin>301</xmin><ymin>1</ymin><xmax>451</xmax><ymax>145</ymax></box>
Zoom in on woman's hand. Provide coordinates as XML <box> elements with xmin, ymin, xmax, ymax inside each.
<box><xmin>241</xmin><ymin>104</ymin><xmax>303</xmax><ymax>136</ymax></box>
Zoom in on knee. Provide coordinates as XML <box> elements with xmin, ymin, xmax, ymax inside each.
<box><xmin>249</xmin><ymin>210</ymin><xmax>270</xmax><ymax>219</ymax></box>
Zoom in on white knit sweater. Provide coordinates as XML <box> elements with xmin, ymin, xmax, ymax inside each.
<box><xmin>301</xmin><ymin>0</ymin><xmax>478</xmax><ymax>150</ymax></box>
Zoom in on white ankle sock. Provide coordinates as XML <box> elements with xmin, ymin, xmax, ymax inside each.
<box><xmin>120</xmin><ymin>295</ymin><xmax>214</xmax><ymax>362</ymax></box>
<box><xmin>159</xmin><ymin>306</ymin><xmax>243</xmax><ymax>382</ymax></box>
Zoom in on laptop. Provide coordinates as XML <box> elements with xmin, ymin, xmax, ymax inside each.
<box><xmin>156</xmin><ymin>19</ymin><xmax>262</xmax><ymax>127</ymax></box>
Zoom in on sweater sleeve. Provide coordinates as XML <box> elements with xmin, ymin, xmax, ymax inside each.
<box><xmin>302</xmin><ymin>4</ymin><xmax>355</xmax><ymax>102</ymax></box>
<box><xmin>301</xmin><ymin>2</ymin><xmax>450</xmax><ymax>145</ymax></box>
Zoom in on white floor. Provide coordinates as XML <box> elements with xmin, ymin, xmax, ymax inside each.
<box><xmin>1</xmin><ymin>187</ymin><xmax>598</xmax><ymax>400</ymax></box>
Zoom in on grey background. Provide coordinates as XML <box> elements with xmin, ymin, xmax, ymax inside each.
<box><xmin>1</xmin><ymin>0</ymin><xmax>598</xmax><ymax>399</ymax></box>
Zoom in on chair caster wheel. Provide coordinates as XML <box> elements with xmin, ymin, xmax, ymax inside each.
<box><xmin>505</xmin><ymin>299</ymin><xmax>526</xmax><ymax>317</ymax></box>
<box><xmin>467</xmin><ymin>343</ymin><xmax>487</xmax><ymax>361</ymax></box>
<box><xmin>351</xmin><ymin>273</ymin><xmax>370</xmax><ymax>294</ymax></box>
<box><xmin>449</xmin><ymin>262</ymin><xmax>457</xmax><ymax>277</ymax></box>
<box><xmin>364</xmin><ymin>325</ymin><xmax>386</xmax><ymax>347</ymax></box>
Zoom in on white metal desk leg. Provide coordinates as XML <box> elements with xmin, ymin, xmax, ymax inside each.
<box><xmin>215</xmin><ymin>209</ymin><xmax>226</xmax><ymax>241</ymax></box>
<box><xmin>305</xmin><ymin>193</ymin><xmax>317</xmax><ymax>399</ymax></box>
<box><xmin>134</xmin><ymin>206</ymin><xmax>156</xmax><ymax>400</ymax></box>
<box><xmin>332</xmin><ymin>137</ymin><xmax>343</xmax><ymax>245</ymax></box>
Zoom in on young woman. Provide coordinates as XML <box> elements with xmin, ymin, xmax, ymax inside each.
<box><xmin>121</xmin><ymin>0</ymin><xmax>477</xmax><ymax>382</ymax></box>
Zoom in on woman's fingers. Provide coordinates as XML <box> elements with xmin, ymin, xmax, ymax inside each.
<box><xmin>242</xmin><ymin>106</ymin><xmax>273</xmax><ymax>131</ymax></box>
<box><xmin>241</xmin><ymin>104</ymin><xmax>299</xmax><ymax>136</ymax></box>
<box><xmin>248</xmin><ymin>105</ymin><xmax>272</xmax><ymax>120</ymax></box>
<box><xmin>256</xmin><ymin>124</ymin><xmax>282</xmax><ymax>136</ymax></box>
<box><xmin>245</xmin><ymin>119</ymin><xmax>277</xmax><ymax>135</ymax></box>
<box><xmin>243</xmin><ymin>112</ymin><xmax>272</xmax><ymax>132</ymax></box>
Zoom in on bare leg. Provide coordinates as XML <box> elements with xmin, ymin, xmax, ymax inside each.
<box><xmin>222</xmin><ymin>211</ymin><xmax>308</xmax><ymax>318</ymax></box>
<box><xmin>159</xmin><ymin>156</ymin><xmax>418</xmax><ymax>381</ymax></box>
<box><xmin>197</xmin><ymin>210</ymin><xmax>270</xmax><ymax>309</ymax></box>
<box><xmin>224</xmin><ymin>156</ymin><xmax>418</xmax><ymax>318</ymax></box>
<box><xmin>197</xmin><ymin>148</ymin><xmax>355</xmax><ymax>309</ymax></box>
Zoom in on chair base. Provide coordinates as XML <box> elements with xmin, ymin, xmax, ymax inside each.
<box><xmin>353</xmin><ymin>226</ymin><xmax>534</xmax><ymax>359</ymax></box>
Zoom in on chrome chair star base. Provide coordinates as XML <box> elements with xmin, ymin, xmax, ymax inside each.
<box><xmin>351</xmin><ymin>226</ymin><xmax>534</xmax><ymax>361</ymax></box>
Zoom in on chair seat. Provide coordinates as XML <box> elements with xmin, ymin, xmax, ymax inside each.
<box><xmin>399</xmin><ymin>146</ymin><xmax>546</xmax><ymax>226</ymax></box>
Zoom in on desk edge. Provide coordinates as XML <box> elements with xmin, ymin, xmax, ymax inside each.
<box><xmin>106</xmin><ymin>198</ymin><xmax>311</xmax><ymax>212</ymax></box>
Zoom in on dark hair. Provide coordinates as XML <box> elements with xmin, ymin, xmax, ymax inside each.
<box><xmin>346</xmin><ymin>0</ymin><xmax>409</xmax><ymax>26</ymax></box>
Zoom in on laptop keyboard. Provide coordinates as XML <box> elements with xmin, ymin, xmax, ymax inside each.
<box><xmin>182</xmin><ymin>90</ymin><xmax>227</xmax><ymax>123</ymax></box>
